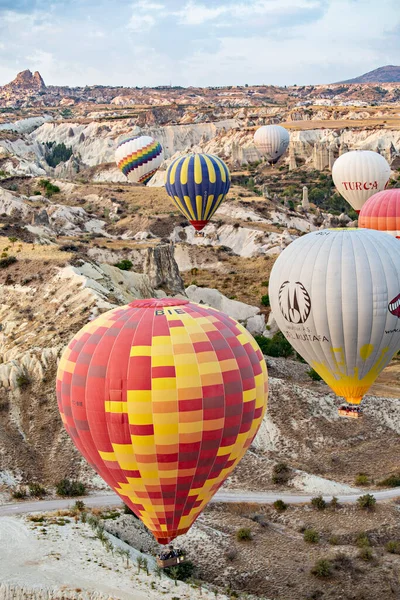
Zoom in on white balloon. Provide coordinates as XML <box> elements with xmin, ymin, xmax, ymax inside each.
<box><xmin>269</xmin><ymin>228</ymin><xmax>400</xmax><ymax>405</ymax></box>
<box><xmin>254</xmin><ymin>125</ymin><xmax>289</xmax><ymax>163</ymax></box>
<box><xmin>115</xmin><ymin>135</ymin><xmax>163</xmax><ymax>185</ymax></box>
<box><xmin>332</xmin><ymin>150</ymin><xmax>391</xmax><ymax>213</ymax></box>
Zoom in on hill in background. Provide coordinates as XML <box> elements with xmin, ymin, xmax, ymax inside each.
<box><xmin>339</xmin><ymin>65</ymin><xmax>400</xmax><ymax>84</ymax></box>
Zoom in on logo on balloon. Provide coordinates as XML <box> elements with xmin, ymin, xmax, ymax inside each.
<box><xmin>279</xmin><ymin>281</ymin><xmax>311</xmax><ymax>324</ymax></box>
<box><xmin>388</xmin><ymin>293</ymin><xmax>400</xmax><ymax>318</ymax></box>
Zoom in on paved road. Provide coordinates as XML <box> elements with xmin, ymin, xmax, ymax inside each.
<box><xmin>1</xmin><ymin>487</ymin><xmax>400</xmax><ymax>517</ymax></box>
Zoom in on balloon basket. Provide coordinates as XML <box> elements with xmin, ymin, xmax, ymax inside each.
<box><xmin>157</xmin><ymin>548</ymin><xmax>186</xmax><ymax>568</ymax></box>
<box><xmin>338</xmin><ymin>406</ymin><xmax>362</xmax><ymax>419</ymax></box>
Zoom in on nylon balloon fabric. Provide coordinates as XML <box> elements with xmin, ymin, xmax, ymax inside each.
<box><xmin>269</xmin><ymin>228</ymin><xmax>400</xmax><ymax>405</ymax></box>
<box><xmin>165</xmin><ymin>153</ymin><xmax>231</xmax><ymax>231</ymax></box>
<box><xmin>56</xmin><ymin>298</ymin><xmax>268</xmax><ymax>544</ymax></box>
<box><xmin>359</xmin><ymin>189</ymin><xmax>400</xmax><ymax>238</ymax></box>
<box><xmin>115</xmin><ymin>135</ymin><xmax>163</xmax><ymax>184</ymax></box>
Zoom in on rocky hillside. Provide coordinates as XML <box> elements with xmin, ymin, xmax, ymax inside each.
<box><xmin>341</xmin><ymin>65</ymin><xmax>400</xmax><ymax>84</ymax></box>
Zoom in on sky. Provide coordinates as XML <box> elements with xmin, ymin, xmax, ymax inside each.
<box><xmin>0</xmin><ymin>0</ymin><xmax>399</xmax><ymax>88</ymax></box>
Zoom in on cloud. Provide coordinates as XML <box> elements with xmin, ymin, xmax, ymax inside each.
<box><xmin>127</xmin><ymin>13</ymin><xmax>156</xmax><ymax>31</ymax></box>
<box><xmin>176</xmin><ymin>0</ymin><xmax>324</xmax><ymax>26</ymax></box>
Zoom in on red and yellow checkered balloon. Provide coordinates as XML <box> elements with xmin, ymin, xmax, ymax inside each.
<box><xmin>56</xmin><ymin>298</ymin><xmax>268</xmax><ymax>544</ymax></box>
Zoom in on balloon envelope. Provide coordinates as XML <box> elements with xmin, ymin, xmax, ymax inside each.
<box><xmin>359</xmin><ymin>189</ymin><xmax>400</xmax><ymax>238</ymax></box>
<box><xmin>56</xmin><ymin>298</ymin><xmax>268</xmax><ymax>543</ymax></box>
<box><xmin>165</xmin><ymin>153</ymin><xmax>231</xmax><ymax>231</ymax></box>
<box><xmin>115</xmin><ymin>135</ymin><xmax>163</xmax><ymax>185</ymax></box>
<box><xmin>254</xmin><ymin>125</ymin><xmax>290</xmax><ymax>163</ymax></box>
<box><xmin>269</xmin><ymin>229</ymin><xmax>400</xmax><ymax>405</ymax></box>
<box><xmin>332</xmin><ymin>150</ymin><xmax>391</xmax><ymax>213</ymax></box>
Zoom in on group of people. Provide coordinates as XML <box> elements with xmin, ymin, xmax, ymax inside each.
<box><xmin>338</xmin><ymin>405</ymin><xmax>362</xmax><ymax>416</ymax></box>
<box><xmin>159</xmin><ymin>545</ymin><xmax>184</xmax><ymax>561</ymax></box>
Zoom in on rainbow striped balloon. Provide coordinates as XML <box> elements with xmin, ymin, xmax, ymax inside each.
<box><xmin>165</xmin><ymin>153</ymin><xmax>231</xmax><ymax>231</ymax></box>
<box><xmin>115</xmin><ymin>135</ymin><xmax>163</xmax><ymax>185</ymax></box>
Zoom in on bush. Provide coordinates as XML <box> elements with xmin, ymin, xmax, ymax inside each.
<box><xmin>29</xmin><ymin>483</ymin><xmax>47</xmax><ymax>498</ymax></box>
<box><xmin>44</xmin><ymin>142</ymin><xmax>73</xmax><ymax>168</ymax></box>
<box><xmin>273</xmin><ymin>499</ymin><xmax>288</xmax><ymax>512</ymax></box>
<box><xmin>377</xmin><ymin>474</ymin><xmax>400</xmax><ymax>487</ymax></box>
<box><xmin>311</xmin><ymin>559</ymin><xmax>332</xmax><ymax>578</ymax></box>
<box><xmin>358</xmin><ymin>547</ymin><xmax>373</xmax><ymax>561</ymax></box>
<box><xmin>0</xmin><ymin>256</ymin><xmax>17</xmax><ymax>268</ymax></box>
<box><xmin>307</xmin><ymin>368</ymin><xmax>322</xmax><ymax>381</ymax></box>
<box><xmin>74</xmin><ymin>500</ymin><xmax>86</xmax><ymax>511</ymax></box>
<box><xmin>16</xmin><ymin>373</ymin><xmax>31</xmax><ymax>388</ymax></box>
<box><xmin>272</xmin><ymin>462</ymin><xmax>292</xmax><ymax>485</ymax></box>
<box><xmin>114</xmin><ymin>259</ymin><xmax>133</xmax><ymax>271</ymax></box>
<box><xmin>386</xmin><ymin>540</ymin><xmax>400</xmax><ymax>554</ymax></box>
<box><xmin>261</xmin><ymin>294</ymin><xmax>270</xmax><ymax>307</ymax></box>
<box><xmin>255</xmin><ymin>332</ymin><xmax>293</xmax><ymax>359</ymax></box>
<box><xmin>38</xmin><ymin>179</ymin><xmax>60</xmax><ymax>197</ymax></box>
<box><xmin>357</xmin><ymin>494</ymin><xmax>376</xmax><ymax>510</ymax></box>
<box><xmin>330</xmin><ymin>496</ymin><xmax>339</xmax><ymax>510</ymax></box>
<box><xmin>164</xmin><ymin>561</ymin><xmax>195</xmax><ymax>581</ymax></box>
<box><xmin>225</xmin><ymin>548</ymin><xmax>238</xmax><ymax>562</ymax></box>
<box><xmin>304</xmin><ymin>528</ymin><xmax>319</xmax><ymax>543</ymax></box>
<box><xmin>236</xmin><ymin>527</ymin><xmax>252</xmax><ymax>541</ymax></box>
<box><xmin>55</xmin><ymin>478</ymin><xmax>86</xmax><ymax>497</ymax></box>
<box><xmin>12</xmin><ymin>486</ymin><xmax>27</xmax><ymax>499</ymax></box>
<box><xmin>356</xmin><ymin>533</ymin><xmax>370</xmax><ymax>548</ymax></box>
<box><xmin>311</xmin><ymin>495</ymin><xmax>326</xmax><ymax>510</ymax></box>
<box><xmin>355</xmin><ymin>473</ymin><xmax>370</xmax><ymax>486</ymax></box>
<box><xmin>329</xmin><ymin>535</ymin><xmax>339</xmax><ymax>545</ymax></box>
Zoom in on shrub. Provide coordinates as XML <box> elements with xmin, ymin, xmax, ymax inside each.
<box><xmin>12</xmin><ymin>486</ymin><xmax>27</xmax><ymax>499</ymax></box>
<box><xmin>272</xmin><ymin>462</ymin><xmax>292</xmax><ymax>485</ymax></box>
<box><xmin>74</xmin><ymin>500</ymin><xmax>86</xmax><ymax>511</ymax></box>
<box><xmin>16</xmin><ymin>373</ymin><xmax>31</xmax><ymax>388</ymax></box>
<box><xmin>164</xmin><ymin>561</ymin><xmax>195</xmax><ymax>581</ymax></box>
<box><xmin>0</xmin><ymin>256</ymin><xmax>17</xmax><ymax>268</ymax></box>
<box><xmin>386</xmin><ymin>540</ymin><xmax>400</xmax><ymax>554</ymax></box>
<box><xmin>330</xmin><ymin>497</ymin><xmax>339</xmax><ymax>510</ymax></box>
<box><xmin>255</xmin><ymin>332</ymin><xmax>293</xmax><ymax>359</ymax></box>
<box><xmin>261</xmin><ymin>294</ymin><xmax>270</xmax><ymax>307</ymax></box>
<box><xmin>356</xmin><ymin>533</ymin><xmax>370</xmax><ymax>548</ymax></box>
<box><xmin>44</xmin><ymin>142</ymin><xmax>73</xmax><ymax>168</ymax></box>
<box><xmin>377</xmin><ymin>474</ymin><xmax>400</xmax><ymax>487</ymax></box>
<box><xmin>311</xmin><ymin>559</ymin><xmax>332</xmax><ymax>578</ymax></box>
<box><xmin>355</xmin><ymin>473</ymin><xmax>370</xmax><ymax>486</ymax></box>
<box><xmin>38</xmin><ymin>179</ymin><xmax>60</xmax><ymax>197</ymax></box>
<box><xmin>29</xmin><ymin>483</ymin><xmax>47</xmax><ymax>498</ymax></box>
<box><xmin>329</xmin><ymin>535</ymin><xmax>339</xmax><ymax>545</ymax></box>
<box><xmin>307</xmin><ymin>368</ymin><xmax>322</xmax><ymax>381</ymax></box>
<box><xmin>55</xmin><ymin>478</ymin><xmax>86</xmax><ymax>497</ymax></box>
<box><xmin>236</xmin><ymin>527</ymin><xmax>252</xmax><ymax>541</ymax></box>
<box><xmin>357</xmin><ymin>494</ymin><xmax>376</xmax><ymax>510</ymax></box>
<box><xmin>225</xmin><ymin>548</ymin><xmax>238</xmax><ymax>561</ymax></box>
<box><xmin>304</xmin><ymin>528</ymin><xmax>319</xmax><ymax>543</ymax></box>
<box><xmin>114</xmin><ymin>259</ymin><xmax>133</xmax><ymax>271</ymax></box>
<box><xmin>311</xmin><ymin>495</ymin><xmax>326</xmax><ymax>510</ymax></box>
<box><xmin>273</xmin><ymin>499</ymin><xmax>288</xmax><ymax>512</ymax></box>
<box><xmin>358</xmin><ymin>547</ymin><xmax>373</xmax><ymax>561</ymax></box>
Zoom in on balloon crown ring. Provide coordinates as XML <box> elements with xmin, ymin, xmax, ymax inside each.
<box><xmin>129</xmin><ymin>298</ymin><xmax>189</xmax><ymax>308</ymax></box>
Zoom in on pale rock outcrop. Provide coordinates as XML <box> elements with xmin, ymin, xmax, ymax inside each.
<box><xmin>185</xmin><ymin>284</ymin><xmax>261</xmax><ymax>326</ymax></box>
<box><xmin>143</xmin><ymin>244</ymin><xmax>185</xmax><ymax>294</ymax></box>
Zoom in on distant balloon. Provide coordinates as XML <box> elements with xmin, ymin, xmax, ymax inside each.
<box><xmin>269</xmin><ymin>228</ymin><xmax>400</xmax><ymax>405</ymax></box>
<box><xmin>359</xmin><ymin>189</ymin><xmax>400</xmax><ymax>239</ymax></box>
<box><xmin>253</xmin><ymin>125</ymin><xmax>290</xmax><ymax>163</ymax></box>
<box><xmin>332</xmin><ymin>150</ymin><xmax>391</xmax><ymax>213</ymax></box>
<box><xmin>165</xmin><ymin>153</ymin><xmax>231</xmax><ymax>231</ymax></box>
<box><xmin>115</xmin><ymin>135</ymin><xmax>163</xmax><ymax>185</ymax></box>
<box><xmin>56</xmin><ymin>298</ymin><xmax>268</xmax><ymax>544</ymax></box>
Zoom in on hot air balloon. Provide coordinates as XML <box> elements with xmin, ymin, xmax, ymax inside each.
<box><xmin>115</xmin><ymin>135</ymin><xmax>163</xmax><ymax>185</ymax></box>
<box><xmin>56</xmin><ymin>298</ymin><xmax>268</xmax><ymax>544</ymax></box>
<box><xmin>359</xmin><ymin>189</ymin><xmax>400</xmax><ymax>239</ymax></box>
<box><xmin>165</xmin><ymin>153</ymin><xmax>231</xmax><ymax>231</ymax></box>
<box><xmin>269</xmin><ymin>229</ymin><xmax>400</xmax><ymax>413</ymax></box>
<box><xmin>253</xmin><ymin>125</ymin><xmax>290</xmax><ymax>163</ymax></box>
<box><xmin>332</xmin><ymin>150</ymin><xmax>391</xmax><ymax>213</ymax></box>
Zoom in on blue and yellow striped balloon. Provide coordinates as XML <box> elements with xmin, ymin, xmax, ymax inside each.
<box><xmin>165</xmin><ymin>153</ymin><xmax>231</xmax><ymax>231</ymax></box>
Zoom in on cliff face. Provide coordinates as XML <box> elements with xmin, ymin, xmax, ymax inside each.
<box><xmin>4</xmin><ymin>70</ymin><xmax>46</xmax><ymax>91</ymax></box>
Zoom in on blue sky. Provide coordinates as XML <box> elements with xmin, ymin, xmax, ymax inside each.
<box><xmin>0</xmin><ymin>0</ymin><xmax>399</xmax><ymax>87</ymax></box>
